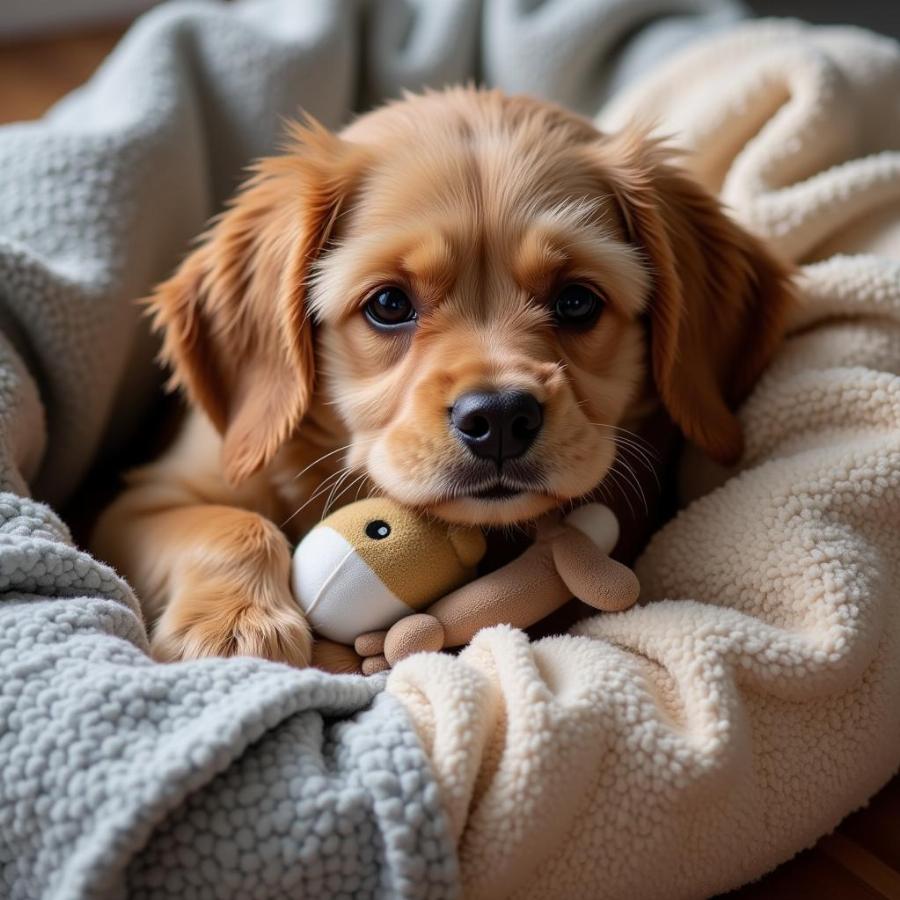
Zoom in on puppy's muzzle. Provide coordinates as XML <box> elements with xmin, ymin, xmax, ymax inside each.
<box><xmin>449</xmin><ymin>390</ymin><xmax>543</xmax><ymax>465</ymax></box>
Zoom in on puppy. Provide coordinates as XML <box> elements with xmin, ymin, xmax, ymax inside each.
<box><xmin>91</xmin><ymin>87</ymin><xmax>792</xmax><ymax>669</ymax></box>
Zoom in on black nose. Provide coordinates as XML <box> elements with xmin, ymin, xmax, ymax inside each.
<box><xmin>450</xmin><ymin>390</ymin><xmax>543</xmax><ymax>464</ymax></box>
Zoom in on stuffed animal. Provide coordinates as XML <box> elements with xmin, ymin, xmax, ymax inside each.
<box><xmin>291</xmin><ymin>497</ymin><xmax>639</xmax><ymax>674</ymax></box>
<box><xmin>292</xmin><ymin>497</ymin><xmax>486</xmax><ymax>645</ymax></box>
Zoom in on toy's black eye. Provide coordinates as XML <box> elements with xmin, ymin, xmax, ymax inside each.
<box><xmin>553</xmin><ymin>283</ymin><xmax>605</xmax><ymax>329</ymax></box>
<box><xmin>365</xmin><ymin>520</ymin><xmax>391</xmax><ymax>540</ymax></box>
<box><xmin>364</xmin><ymin>287</ymin><xmax>416</xmax><ymax>329</ymax></box>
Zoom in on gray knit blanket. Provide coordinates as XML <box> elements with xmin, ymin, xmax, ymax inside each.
<box><xmin>0</xmin><ymin>1</ymin><xmax>745</xmax><ymax>897</ymax></box>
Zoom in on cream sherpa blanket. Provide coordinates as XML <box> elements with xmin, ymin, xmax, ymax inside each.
<box><xmin>386</xmin><ymin>20</ymin><xmax>900</xmax><ymax>900</ymax></box>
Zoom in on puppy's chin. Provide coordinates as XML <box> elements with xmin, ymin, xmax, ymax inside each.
<box><xmin>426</xmin><ymin>492</ymin><xmax>560</xmax><ymax>526</ymax></box>
<box><xmin>359</xmin><ymin>433</ymin><xmax>617</xmax><ymax>526</ymax></box>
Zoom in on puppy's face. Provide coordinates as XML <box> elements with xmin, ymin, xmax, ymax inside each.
<box><xmin>312</xmin><ymin>103</ymin><xmax>649</xmax><ymax>524</ymax></box>
<box><xmin>150</xmin><ymin>90</ymin><xmax>793</xmax><ymax>525</ymax></box>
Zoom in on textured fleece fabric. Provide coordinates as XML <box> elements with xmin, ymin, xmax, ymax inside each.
<box><xmin>386</xmin><ymin>20</ymin><xmax>900</xmax><ymax>900</ymax></box>
<box><xmin>0</xmin><ymin>1</ymin><xmax>748</xmax><ymax>897</ymax></box>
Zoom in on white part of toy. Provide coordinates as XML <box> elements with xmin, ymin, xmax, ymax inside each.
<box><xmin>563</xmin><ymin>503</ymin><xmax>619</xmax><ymax>555</ymax></box>
<box><xmin>291</xmin><ymin>526</ymin><xmax>411</xmax><ymax>644</ymax></box>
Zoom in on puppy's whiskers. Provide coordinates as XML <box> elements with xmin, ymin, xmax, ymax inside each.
<box><xmin>291</xmin><ymin>436</ymin><xmax>377</xmax><ymax>482</ymax></box>
<box><xmin>587</xmin><ymin>422</ymin><xmax>660</xmax><ymax>485</ymax></box>
<box><xmin>321</xmin><ymin>471</ymin><xmax>371</xmax><ymax>521</ymax></box>
<box><xmin>599</xmin><ymin>459</ymin><xmax>637</xmax><ymax>520</ymax></box>
<box><xmin>282</xmin><ymin>464</ymin><xmax>354</xmax><ymax>528</ymax></box>
<box><xmin>589</xmin><ymin>431</ymin><xmax>652</xmax><ymax>519</ymax></box>
<box><xmin>613</xmin><ymin>454</ymin><xmax>650</xmax><ymax>516</ymax></box>
<box><xmin>586</xmin><ymin>421</ymin><xmax>658</xmax><ymax>457</ymax></box>
<box><xmin>320</xmin><ymin>467</ymin><xmax>354</xmax><ymax>521</ymax></box>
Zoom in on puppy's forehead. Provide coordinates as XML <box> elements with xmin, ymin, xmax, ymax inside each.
<box><xmin>310</xmin><ymin>90</ymin><xmax>643</xmax><ymax>323</ymax></box>
<box><xmin>348</xmin><ymin>127</ymin><xmax>601</xmax><ymax>235</ymax></box>
<box><xmin>341</xmin><ymin>91</ymin><xmax>605</xmax><ymax>223</ymax></box>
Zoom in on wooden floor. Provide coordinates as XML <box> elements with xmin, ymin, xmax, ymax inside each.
<box><xmin>727</xmin><ymin>777</ymin><xmax>900</xmax><ymax>899</ymax></box>
<box><xmin>1</xmin><ymin>22</ymin><xmax>898</xmax><ymax>900</ymax></box>
<box><xmin>0</xmin><ymin>26</ymin><xmax>124</xmax><ymax>125</ymax></box>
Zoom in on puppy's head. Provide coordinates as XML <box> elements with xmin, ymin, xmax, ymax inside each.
<box><xmin>150</xmin><ymin>89</ymin><xmax>792</xmax><ymax>525</ymax></box>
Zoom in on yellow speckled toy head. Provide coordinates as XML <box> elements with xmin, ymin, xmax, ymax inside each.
<box><xmin>291</xmin><ymin>497</ymin><xmax>486</xmax><ymax>644</ymax></box>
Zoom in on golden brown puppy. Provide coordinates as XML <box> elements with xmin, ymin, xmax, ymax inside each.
<box><xmin>91</xmin><ymin>87</ymin><xmax>792</xmax><ymax>668</ymax></box>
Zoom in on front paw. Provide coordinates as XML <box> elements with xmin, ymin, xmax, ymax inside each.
<box><xmin>152</xmin><ymin>596</ymin><xmax>312</xmax><ymax>668</ymax></box>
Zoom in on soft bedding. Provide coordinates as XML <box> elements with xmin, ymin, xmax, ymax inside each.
<box><xmin>1</xmin><ymin>2</ymin><xmax>899</xmax><ymax>899</ymax></box>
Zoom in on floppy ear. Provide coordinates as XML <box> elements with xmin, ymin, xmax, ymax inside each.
<box><xmin>147</xmin><ymin>119</ymin><xmax>368</xmax><ymax>485</ymax></box>
<box><xmin>585</xmin><ymin>127</ymin><xmax>794</xmax><ymax>464</ymax></box>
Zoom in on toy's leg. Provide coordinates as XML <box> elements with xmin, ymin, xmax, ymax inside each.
<box><xmin>356</xmin><ymin>619</ymin><xmax>444</xmax><ymax>669</ymax></box>
<box><xmin>355</xmin><ymin>631</ymin><xmax>391</xmax><ymax>674</ymax></box>
<box><xmin>361</xmin><ymin>655</ymin><xmax>390</xmax><ymax>675</ymax></box>
<box><xmin>355</xmin><ymin>631</ymin><xmax>387</xmax><ymax>657</ymax></box>
<box><xmin>383</xmin><ymin>614</ymin><xmax>444</xmax><ymax>666</ymax></box>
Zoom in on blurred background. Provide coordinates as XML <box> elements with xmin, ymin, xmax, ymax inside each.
<box><xmin>1</xmin><ymin>0</ymin><xmax>899</xmax><ymax>39</ymax></box>
<box><xmin>0</xmin><ymin>1</ymin><xmax>898</xmax><ymax>125</ymax></box>
<box><xmin>750</xmin><ymin>1</ymin><xmax>897</xmax><ymax>34</ymax></box>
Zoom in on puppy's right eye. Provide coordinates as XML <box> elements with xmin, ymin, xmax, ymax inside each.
<box><xmin>553</xmin><ymin>283</ymin><xmax>605</xmax><ymax>330</ymax></box>
<box><xmin>364</xmin><ymin>287</ymin><xmax>416</xmax><ymax>329</ymax></box>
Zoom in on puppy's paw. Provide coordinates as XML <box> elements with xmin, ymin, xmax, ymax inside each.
<box><xmin>152</xmin><ymin>596</ymin><xmax>313</xmax><ymax>668</ymax></box>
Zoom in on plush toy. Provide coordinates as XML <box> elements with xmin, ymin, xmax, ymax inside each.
<box><xmin>292</xmin><ymin>497</ymin><xmax>487</xmax><ymax>644</ymax></box>
<box><xmin>291</xmin><ymin>497</ymin><xmax>639</xmax><ymax>674</ymax></box>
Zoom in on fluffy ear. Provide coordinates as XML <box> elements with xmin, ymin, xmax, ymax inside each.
<box><xmin>584</xmin><ymin>127</ymin><xmax>794</xmax><ymax>464</ymax></box>
<box><xmin>147</xmin><ymin>119</ymin><xmax>368</xmax><ymax>485</ymax></box>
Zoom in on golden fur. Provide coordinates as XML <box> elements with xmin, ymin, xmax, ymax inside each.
<box><xmin>91</xmin><ymin>88</ymin><xmax>793</xmax><ymax>668</ymax></box>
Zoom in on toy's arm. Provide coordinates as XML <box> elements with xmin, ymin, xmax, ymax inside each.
<box><xmin>427</xmin><ymin>541</ymin><xmax>567</xmax><ymax>646</ymax></box>
<box><xmin>552</xmin><ymin>530</ymin><xmax>640</xmax><ymax>612</ymax></box>
<box><xmin>356</xmin><ymin>506</ymin><xmax>640</xmax><ymax>669</ymax></box>
<box><xmin>360</xmin><ymin>542</ymin><xmax>571</xmax><ymax>666</ymax></box>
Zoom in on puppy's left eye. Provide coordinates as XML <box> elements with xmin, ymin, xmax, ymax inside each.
<box><xmin>553</xmin><ymin>283</ymin><xmax>605</xmax><ymax>329</ymax></box>
<box><xmin>364</xmin><ymin>287</ymin><xmax>417</xmax><ymax>329</ymax></box>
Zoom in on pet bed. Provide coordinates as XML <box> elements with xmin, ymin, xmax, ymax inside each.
<box><xmin>1</xmin><ymin>2</ymin><xmax>899</xmax><ymax>898</ymax></box>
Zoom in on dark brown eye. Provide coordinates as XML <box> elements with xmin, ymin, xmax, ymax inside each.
<box><xmin>553</xmin><ymin>283</ymin><xmax>605</xmax><ymax>329</ymax></box>
<box><xmin>364</xmin><ymin>287</ymin><xmax>416</xmax><ymax>329</ymax></box>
